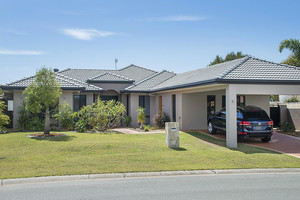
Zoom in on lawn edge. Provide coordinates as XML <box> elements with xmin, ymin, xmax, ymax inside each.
<box><xmin>2</xmin><ymin>168</ymin><xmax>300</xmax><ymax>186</ymax></box>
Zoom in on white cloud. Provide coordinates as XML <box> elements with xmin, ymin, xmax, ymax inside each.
<box><xmin>0</xmin><ymin>49</ymin><xmax>44</xmax><ymax>55</ymax></box>
<box><xmin>62</xmin><ymin>28</ymin><xmax>115</xmax><ymax>40</ymax></box>
<box><xmin>149</xmin><ymin>16</ymin><xmax>206</xmax><ymax>22</ymax></box>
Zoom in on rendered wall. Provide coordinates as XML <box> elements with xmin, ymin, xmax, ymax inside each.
<box><xmin>13</xmin><ymin>90</ymin><xmax>25</xmax><ymax>129</ymax></box>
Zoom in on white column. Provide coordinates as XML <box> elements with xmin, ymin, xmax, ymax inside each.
<box><xmin>226</xmin><ymin>85</ymin><xmax>237</xmax><ymax>148</ymax></box>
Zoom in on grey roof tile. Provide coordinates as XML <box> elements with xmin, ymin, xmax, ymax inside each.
<box><xmin>88</xmin><ymin>72</ymin><xmax>134</xmax><ymax>82</ymax></box>
<box><xmin>124</xmin><ymin>70</ymin><xmax>176</xmax><ymax>92</ymax></box>
<box><xmin>153</xmin><ymin>56</ymin><xmax>300</xmax><ymax>91</ymax></box>
<box><xmin>58</xmin><ymin>64</ymin><xmax>157</xmax><ymax>83</ymax></box>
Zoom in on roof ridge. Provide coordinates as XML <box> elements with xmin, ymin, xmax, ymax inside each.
<box><xmin>249</xmin><ymin>56</ymin><xmax>300</xmax><ymax>70</ymax></box>
<box><xmin>125</xmin><ymin>70</ymin><xmax>175</xmax><ymax>90</ymax></box>
<box><xmin>218</xmin><ymin>56</ymin><xmax>250</xmax><ymax>79</ymax></box>
<box><xmin>56</xmin><ymin>73</ymin><xmax>102</xmax><ymax>90</ymax></box>
<box><xmin>87</xmin><ymin>72</ymin><xmax>133</xmax><ymax>81</ymax></box>
<box><xmin>56</xmin><ymin>68</ymin><xmax>71</xmax><ymax>73</ymax></box>
<box><xmin>119</xmin><ymin>64</ymin><xmax>157</xmax><ymax>73</ymax></box>
<box><xmin>55</xmin><ymin>73</ymin><xmax>85</xmax><ymax>88</ymax></box>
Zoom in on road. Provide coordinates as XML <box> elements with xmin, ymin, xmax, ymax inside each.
<box><xmin>1</xmin><ymin>173</ymin><xmax>300</xmax><ymax>200</ymax></box>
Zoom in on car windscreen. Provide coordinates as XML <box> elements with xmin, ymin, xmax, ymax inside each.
<box><xmin>243</xmin><ymin>110</ymin><xmax>269</xmax><ymax>120</ymax></box>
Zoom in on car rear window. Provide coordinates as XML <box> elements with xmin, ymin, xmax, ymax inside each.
<box><xmin>243</xmin><ymin>110</ymin><xmax>269</xmax><ymax>120</ymax></box>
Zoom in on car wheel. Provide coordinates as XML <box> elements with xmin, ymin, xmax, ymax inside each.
<box><xmin>208</xmin><ymin>121</ymin><xmax>217</xmax><ymax>134</ymax></box>
<box><xmin>261</xmin><ymin>137</ymin><xmax>271</xmax><ymax>143</ymax></box>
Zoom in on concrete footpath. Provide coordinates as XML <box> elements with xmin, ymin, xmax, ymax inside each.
<box><xmin>2</xmin><ymin>168</ymin><xmax>300</xmax><ymax>186</ymax></box>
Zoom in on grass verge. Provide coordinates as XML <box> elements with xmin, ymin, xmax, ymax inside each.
<box><xmin>0</xmin><ymin>131</ymin><xmax>300</xmax><ymax>179</ymax></box>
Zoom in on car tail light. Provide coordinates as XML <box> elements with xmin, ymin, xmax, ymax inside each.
<box><xmin>240</xmin><ymin>121</ymin><xmax>251</xmax><ymax>126</ymax></box>
<box><xmin>271</xmin><ymin>131</ymin><xmax>274</xmax><ymax>134</ymax></box>
<box><xmin>268</xmin><ymin>121</ymin><xmax>273</xmax><ymax>126</ymax></box>
<box><xmin>239</xmin><ymin>132</ymin><xmax>247</xmax><ymax>135</ymax></box>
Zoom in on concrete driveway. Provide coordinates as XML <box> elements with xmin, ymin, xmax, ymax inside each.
<box><xmin>199</xmin><ymin>130</ymin><xmax>300</xmax><ymax>158</ymax></box>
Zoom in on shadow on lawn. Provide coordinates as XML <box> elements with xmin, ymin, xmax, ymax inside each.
<box><xmin>30</xmin><ymin>135</ymin><xmax>77</xmax><ymax>142</ymax></box>
<box><xmin>170</xmin><ymin>147</ymin><xmax>187</xmax><ymax>151</ymax></box>
<box><xmin>185</xmin><ymin>131</ymin><xmax>281</xmax><ymax>155</ymax></box>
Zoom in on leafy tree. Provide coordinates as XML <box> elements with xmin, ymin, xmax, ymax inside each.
<box><xmin>0</xmin><ymin>100</ymin><xmax>10</xmax><ymax>133</ymax></box>
<box><xmin>23</xmin><ymin>67</ymin><xmax>62</xmax><ymax>135</ymax></box>
<box><xmin>209</xmin><ymin>51</ymin><xmax>247</xmax><ymax>66</ymax></box>
<box><xmin>284</xmin><ymin>96</ymin><xmax>300</xmax><ymax>103</ymax></box>
<box><xmin>270</xmin><ymin>95</ymin><xmax>279</xmax><ymax>102</ymax></box>
<box><xmin>279</xmin><ymin>39</ymin><xmax>300</xmax><ymax>67</ymax></box>
<box><xmin>137</xmin><ymin>107</ymin><xmax>146</xmax><ymax>129</ymax></box>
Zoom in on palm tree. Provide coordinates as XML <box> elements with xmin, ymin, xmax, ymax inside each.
<box><xmin>279</xmin><ymin>39</ymin><xmax>300</xmax><ymax>67</ymax></box>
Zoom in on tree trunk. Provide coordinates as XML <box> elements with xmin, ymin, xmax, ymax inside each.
<box><xmin>44</xmin><ymin>106</ymin><xmax>50</xmax><ymax>135</ymax></box>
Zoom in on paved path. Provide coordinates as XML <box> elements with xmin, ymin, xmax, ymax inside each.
<box><xmin>198</xmin><ymin>130</ymin><xmax>300</xmax><ymax>158</ymax></box>
<box><xmin>113</xmin><ymin>128</ymin><xmax>165</xmax><ymax>134</ymax></box>
<box><xmin>2</xmin><ymin>173</ymin><xmax>300</xmax><ymax>200</ymax></box>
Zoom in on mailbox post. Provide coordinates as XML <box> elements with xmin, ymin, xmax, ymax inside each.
<box><xmin>165</xmin><ymin>122</ymin><xmax>179</xmax><ymax>148</ymax></box>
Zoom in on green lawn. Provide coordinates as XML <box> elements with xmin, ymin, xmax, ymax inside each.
<box><xmin>0</xmin><ymin>131</ymin><xmax>300</xmax><ymax>179</ymax></box>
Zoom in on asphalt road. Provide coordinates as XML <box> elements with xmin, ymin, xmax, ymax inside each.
<box><xmin>1</xmin><ymin>173</ymin><xmax>300</xmax><ymax>200</ymax></box>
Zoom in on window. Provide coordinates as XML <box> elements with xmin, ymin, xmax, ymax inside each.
<box><xmin>73</xmin><ymin>95</ymin><xmax>86</xmax><ymax>112</ymax></box>
<box><xmin>222</xmin><ymin>95</ymin><xmax>246</xmax><ymax>107</ymax></box>
<box><xmin>172</xmin><ymin>94</ymin><xmax>176</xmax><ymax>122</ymax></box>
<box><xmin>159</xmin><ymin>96</ymin><xmax>162</xmax><ymax>113</ymax></box>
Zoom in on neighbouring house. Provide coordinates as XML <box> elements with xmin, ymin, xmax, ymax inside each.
<box><xmin>2</xmin><ymin>56</ymin><xmax>300</xmax><ymax>148</ymax></box>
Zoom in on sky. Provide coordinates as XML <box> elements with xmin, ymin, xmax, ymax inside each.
<box><xmin>0</xmin><ymin>0</ymin><xmax>299</xmax><ymax>84</ymax></box>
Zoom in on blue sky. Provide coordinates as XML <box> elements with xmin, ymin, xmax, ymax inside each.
<box><xmin>0</xmin><ymin>0</ymin><xmax>299</xmax><ymax>84</ymax></box>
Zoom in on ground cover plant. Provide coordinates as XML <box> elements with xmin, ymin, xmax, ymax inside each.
<box><xmin>1</xmin><ymin>131</ymin><xmax>300</xmax><ymax>179</ymax></box>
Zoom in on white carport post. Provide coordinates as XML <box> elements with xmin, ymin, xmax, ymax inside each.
<box><xmin>226</xmin><ymin>84</ymin><xmax>237</xmax><ymax>148</ymax></box>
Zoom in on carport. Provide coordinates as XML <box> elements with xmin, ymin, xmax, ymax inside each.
<box><xmin>152</xmin><ymin>56</ymin><xmax>300</xmax><ymax>148</ymax></box>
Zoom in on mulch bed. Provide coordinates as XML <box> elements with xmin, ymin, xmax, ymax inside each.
<box><xmin>27</xmin><ymin>133</ymin><xmax>66</xmax><ymax>137</ymax></box>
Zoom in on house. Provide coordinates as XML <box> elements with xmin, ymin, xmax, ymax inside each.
<box><xmin>2</xmin><ymin>56</ymin><xmax>300</xmax><ymax>148</ymax></box>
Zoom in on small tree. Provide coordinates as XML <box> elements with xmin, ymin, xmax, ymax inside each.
<box><xmin>23</xmin><ymin>67</ymin><xmax>62</xmax><ymax>135</ymax></box>
<box><xmin>0</xmin><ymin>100</ymin><xmax>10</xmax><ymax>133</ymax></box>
<box><xmin>137</xmin><ymin>107</ymin><xmax>146</xmax><ymax>129</ymax></box>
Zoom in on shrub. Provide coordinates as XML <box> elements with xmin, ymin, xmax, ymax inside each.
<box><xmin>279</xmin><ymin>122</ymin><xmax>295</xmax><ymax>132</ymax></box>
<box><xmin>17</xmin><ymin>101</ymin><xmax>44</xmax><ymax>131</ymax></box>
<box><xmin>27</xmin><ymin>116</ymin><xmax>44</xmax><ymax>131</ymax></box>
<box><xmin>74</xmin><ymin>99</ymin><xmax>126</xmax><ymax>132</ymax></box>
<box><xmin>153</xmin><ymin>112</ymin><xmax>170</xmax><ymax>129</ymax></box>
<box><xmin>137</xmin><ymin>107</ymin><xmax>145</xmax><ymax>129</ymax></box>
<box><xmin>124</xmin><ymin>115</ymin><xmax>132</xmax><ymax>127</ymax></box>
<box><xmin>284</xmin><ymin>96</ymin><xmax>300</xmax><ymax>103</ymax></box>
<box><xmin>143</xmin><ymin>124</ymin><xmax>150</xmax><ymax>132</ymax></box>
<box><xmin>54</xmin><ymin>103</ymin><xmax>74</xmax><ymax>130</ymax></box>
<box><xmin>0</xmin><ymin>100</ymin><xmax>10</xmax><ymax>133</ymax></box>
<box><xmin>75</xmin><ymin>119</ymin><xmax>87</xmax><ymax>133</ymax></box>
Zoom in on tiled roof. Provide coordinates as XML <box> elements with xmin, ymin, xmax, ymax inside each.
<box><xmin>152</xmin><ymin>56</ymin><xmax>300</xmax><ymax>91</ymax></box>
<box><xmin>152</xmin><ymin>57</ymin><xmax>246</xmax><ymax>90</ymax></box>
<box><xmin>88</xmin><ymin>72</ymin><xmax>134</xmax><ymax>82</ymax></box>
<box><xmin>124</xmin><ymin>70</ymin><xmax>176</xmax><ymax>92</ymax></box>
<box><xmin>222</xmin><ymin>57</ymin><xmax>300</xmax><ymax>80</ymax></box>
<box><xmin>4</xmin><ymin>73</ymin><xmax>103</xmax><ymax>91</ymax></box>
<box><xmin>58</xmin><ymin>64</ymin><xmax>157</xmax><ymax>83</ymax></box>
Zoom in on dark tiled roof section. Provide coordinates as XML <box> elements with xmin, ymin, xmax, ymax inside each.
<box><xmin>5</xmin><ymin>73</ymin><xmax>102</xmax><ymax>91</ymax></box>
<box><xmin>56</xmin><ymin>73</ymin><xmax>103</xmax><ymax>91</ymax></box>
<box><xmin>222</xmin><ymin>57</ymin><xmax>300</xmax><ymax>80</ymax></box>
<box><xmin>88</xmin><ymin>72</ymin><xmax>134</xmax><ymax>82</ymax></box>
<box><xmin>153</xmin><ymin>57</ymin><xmax>247</xmax><ymax>90</ymax></box>
<box><xmin>124</xmin><ymin>70</ymin><xmax>176</xmax><ymax>92</ymax></box>
<box><xmin>58</xmin><ymin>65</ymin><xmax>157</xmax><ymax>83</ymax></box>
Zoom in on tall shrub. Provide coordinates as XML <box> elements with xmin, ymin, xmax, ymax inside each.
<box><xmin>0</xmin><ymin>100</ymin><xmax>10</xmax><ymax>133</ymax></box>
<box><xmin>137</xmin><ymin>107</ymin><xmax>145</xmax><ymax>129</ymax></box>
<box><xmin>54</xmin><ymin>102</ymin><xmax>74</xmax><ymax>130</ymax></box>
<box><xmin>153</xmin><ymin>112</ymin><xmax>170</xmax><ymax>129</ymax></box>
